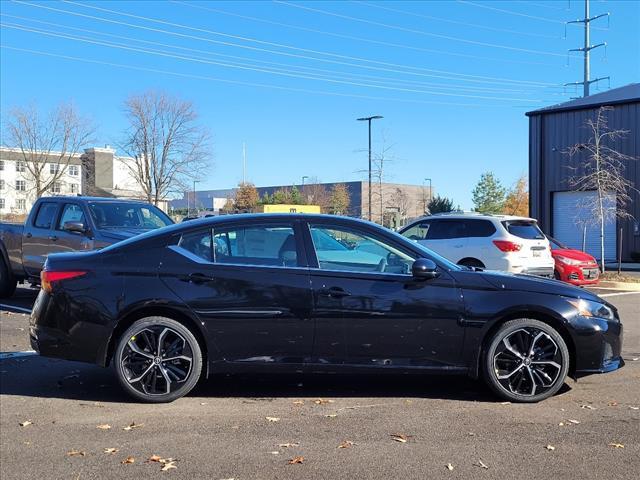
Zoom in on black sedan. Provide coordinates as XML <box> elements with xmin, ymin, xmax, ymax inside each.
<box><xmin>29</xmin><ymin>214</ymin><xmax>623</xmax><ymax>403</ymax></box>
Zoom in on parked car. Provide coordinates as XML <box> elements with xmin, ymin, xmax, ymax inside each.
<box><xmin>399</xmin><ymin>213</ymin><xmax>555</xmax><ymax>277</ymax></box>
<box><xmin>0</xmin><ymin>196</ymin><xmax>174</xmax><ymax>297</ymax></box>
<box><xmin>547</xmin><ymin>236</ymin><xmax>600</xmax><ymax>286</ymax></box>
<box><xmin>30</xmin><ymin>214</ymin><xmax>623</xmax><ymax>403</ymax></box>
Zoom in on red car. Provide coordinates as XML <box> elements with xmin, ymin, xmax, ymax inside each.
<box><xmin>548</xmin><ymin>236</ymin><xmax>600</xmax><ymax>285</ymax></box>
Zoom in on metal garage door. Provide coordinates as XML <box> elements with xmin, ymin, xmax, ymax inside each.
<box><xmin>552</xmin><ymin>191</ymin><xmax>617</xmax><ymax>261</ymax></box>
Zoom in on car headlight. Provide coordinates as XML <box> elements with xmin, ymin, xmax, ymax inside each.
<box><xmin>555</xmin><ymin>256</ymin><xmax>583</xmax><ymax>266</ymax></box>
<box><xmin>567</xmin><ymin>298</ymin><xmax>615</xmax><ymax>320</ymax></box>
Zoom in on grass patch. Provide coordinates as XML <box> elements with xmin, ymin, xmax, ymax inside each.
<box><xmin>601</xmin><ymin>272</ymin><xmax>640</xmax><ymax>283</ymax></box>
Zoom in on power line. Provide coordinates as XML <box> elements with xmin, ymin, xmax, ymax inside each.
<box><xmin>13</xmin><ymin>1</ymin><xmax>561</xmax><ymax>88</ymax></box>
<box><xmin>0</xmin><ymin>21</ymin><xmax>544</xmax><ymax>102</ymax></box>
<box><xmin>354</xmin><ymin>1</ymin><xmax>562</xmax><ymax>39</ymax></box>
<box><xmin>274</xmin><ymin>0</ymin><xmax>575</xmax><ymax>58</ymax></box>
<box><xmin>174</xmin><ymin>0</ymin><xmax>561</xmax><ymax>65</ymax></box>
<box><xmin>2</xmin><ymin>13</ymin><xmax>553</xmax><ymax>95</ymax></box>
<box><xmin>1</xmin><ymin>45</ymin><xmax>547</xmax><ymax>108</ymax></box>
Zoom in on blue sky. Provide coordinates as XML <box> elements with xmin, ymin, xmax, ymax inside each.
<box><xmin>1</xmin><ymin>0</ymin><xmax>639</xmax><ymax>208</ymax></box>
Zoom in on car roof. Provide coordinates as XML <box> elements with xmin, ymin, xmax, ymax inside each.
<box><xmin>39</xmin><ymin>195</ymin><xmax>151</xmax><ymax>204</ymax></box>
<box><xmin>406</xmin><ymin>213</ymin><xmax>536</xmax><ymax>223</ymax></box>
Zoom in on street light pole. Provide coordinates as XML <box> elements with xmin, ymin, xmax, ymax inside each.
<box><xmin>424</xmin><ymin>177</ymin><xmax>432</xmax><ymax>206</ymax></box>
<box><xmin>302</xmin><ymin>176</ymin><xmax>309</xmax><ymax>186</ymax></box>
<box><xmin>357</xmin><ymin>115</ymin><xmax>383</xmax><ymax>221</ymax></box>
<box><xmin>192</xmin><ymin>180</ymin><xmax>199</xmax><ymax>216</ymax></box>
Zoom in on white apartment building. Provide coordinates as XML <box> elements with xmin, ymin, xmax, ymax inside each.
<box><xmin>0</xmin><ymin>146</ymin><xmax>167</xmax><ymax>219</ymax></box>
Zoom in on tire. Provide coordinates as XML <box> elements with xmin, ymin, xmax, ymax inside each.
<box><xmin>483</xmin><ymin>319</ymin><xmax>569</xmax><ymax>403</ymax></box>
<box><xmin>554</xmin><ymin>270</ymin><xmax>561</xmax><ymax>280</ymax></box>
<box><xmin>458</xmin><ymin>258</ymin><xmax>485</xmax><ymax>269</ymax></box>
<box><xmin>114</xmin><ymin>316</ymin><xmax>203</xmax><ymax>403</ymax></box>
<box><xmin>0</xmin><ymin>257</ymin><xmax>18</xmax><ymax>298</ymax></box>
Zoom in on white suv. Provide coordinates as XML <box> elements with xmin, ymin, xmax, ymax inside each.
<box><xmin>399</xmin><ymin>213</ymin><xmax>554</xmax><ymax>277</ymax></box>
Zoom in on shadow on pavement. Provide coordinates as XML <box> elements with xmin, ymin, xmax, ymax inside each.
<box><xmin>0</xmin><ymin>353</ymin><xmax>572</xmax><ymax>404</ymax></box>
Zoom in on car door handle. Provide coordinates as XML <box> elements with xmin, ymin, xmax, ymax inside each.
<box><xmin>319</xmin><ymin>286</ymin><xmax>352</xmax><ymax>298</ymax></box>
<box><xmin>188</xmin><ymin>272</ymin><xmax>214</xmax><ymax>284</ymax></box>
<box><xmin>48</xmin><ymin>235</ymin><xmax>58</xmax><ymax>241</ymax></box>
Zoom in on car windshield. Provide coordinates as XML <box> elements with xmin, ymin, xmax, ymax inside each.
<box><xmin>88</xmin><ymin>202</ymin><xmax>173</xmax><ymax>229</ymax></box>
<box><xmin>502</xmin><ymin>220</ymin><xmax>545</xmax><ymax>240</ymax></box>
<box><xmin>547</xmin><ymin>236</ymin><xmax>568</xmax><ymax>250</ymax></box>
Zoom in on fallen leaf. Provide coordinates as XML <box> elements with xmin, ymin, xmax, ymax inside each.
<box><xmin>147</xmin><ymin>454</ymin><xmax>163</xmax><ymax>462</ymax></box>
<box><xmin>608</xmin><ymin>443</ymin><xmax>624</xmax><ymax>449</ymax></box>
<box><xmin>67</xmin><ymin>450</ymin><xmax>86</xmax><ymax>457</ymax></box>
<box><xmin>629</xmin><ymin>406</ymin><xmax>639</xmax><ymax>410</ymax></box>
<box><xmin>265</xmin><ymin>417</ymin><xmax>280</xmax><ymax>423</ymax></box>
<box><xmin>123</xmin><ymin>422</ymin><xmax>144</xmax><ymax>431</ymax></box>
<box><xmin>338</xmin><ymin>440</ymin><xmax>356</xmax><ymax>449</ymax></box>
<box><xmin>96</xmin><ymin>424</ymin><xmax>111</xmax><ymax>430</ymax></box>
<box><xmin>325</xmin><ymin>414</ymin><xmax>337</xmax><ymax>418</ymax></box>
<box><xmin>499</xmin><ymin>401</ymin><xmax>511</xmax><ymax>405</ymax></box>
<box><xmin>288</xmin><ymin>456</ymin><xmax>304</xmax><ymax>465</ymax></box>
<box><xmin>278</xmin><ymin>443</ymin><xmax>299</xmax><ymax>448</ymax></box>
<box><xmin>200</xmin><ymin>402</ymin><xmax>208</xmax><ymax>406</ymax></box>
<box><xmin>545</xmin><ymin>445</ymin><xmax>556</xmax><ymax>451</ymax></box>
<box><xmin>270</xmin><ymin>451</ymin><xmax>280</xmax><ymax>455</ymax></box>
<box><xmin>314</xmin><ymin>398</ymin><xmax>334</xmax><ymax>405</ymax></box>
<box><xmin>558</xmin><ymin>422</ymin><xmax>565</xmax><ymax>426</ymax></box>
<box><xmin>121</xmin><ymin>456</ymin><xmax>135</xmax><ymax>464</ymax></box>
<box><xmin>580</xmin><ymin>404</ymin><xmax>596</xmax><ymax>410</ymax></box>
<box><xmin>104</xmin><ymin>448</ymin><xmax>119</xmax><ymax>454</ymax></box>
<box><xmin>631</xmin><ymin>357</ymin><xmax>639</xmax><ymax>361</ymax></box>
<box><xmin>161</xmin><ymin>461</ymin><xmax>177</xmax><ymax>471</ymax></box>
<box><xmin>468</xmin><ymin>432</ymin><xmax>476</xmax><ymax>436</ymax></box>
<box><xmin>607</xmin><ymin>401</ymin><xmax>618</xmax><ymax>407</ymax></box>
<box><xmin>292</xmin><ymin>400</ymin><xmax>305</xmax><ymax>406</ymax></box>
<box><xmin>567</xmin><ymin>419</ymin><xmax>580</xmax><ymax>424</ymax></box>
<box><xmin>474</xmin><ymin>460</ymin><xmax>489</xmax><ymax>469</ymax></box>
<box><xmin>19</xmin><ymin>420</ymin><xmax>33</xmax><ymax>427</ymax></box>
<box><xmin>446</xmin><ymin>463</ymin><xmax>454</xmax><ymax>471</ymax></box>
<box><xmin>390</xmin><ymin>433</ymin><xmax>410</xmax><ymax>443</ymax></box>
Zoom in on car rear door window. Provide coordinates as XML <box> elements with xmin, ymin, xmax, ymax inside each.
<box><xmin>427</xmin><ymin>220</ymin><xmax>466</xmax><ymax>240</ymax></box>
<box><xmin>178</xmin><ymin>229</ymin><xmax>213</xmax><ymax>262</ymax></box>
<box><xmin>33</xmin><ymin>202</ymin><xmax>58</xmax><ymax>229</ymax></box>
<box><xmin>463</xmin><ymin>219</ymin><xmax>496</xmax><ymax>238</ymax></box>
<box><xmin>402</xmin><ymin>222</ymin><xmax>431</xmax><ymax>240</ymax></box>
<box><xmin>502</xmin><ymin>221</ymin><xmax>545</xmax><ymax>240</ymax></box>
<box><xmin>57</xmin><ymin>204</ymin><xmax>86</xmax><ymax>230</ymax></box>
<box><xmin>212</xmin><ymin>225</ymin><xmax>298</xmax><ymax>267</ymax></box>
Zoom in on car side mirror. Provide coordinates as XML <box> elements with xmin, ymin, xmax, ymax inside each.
<box><xmin>411</xmin><ymin>258</ymin><xmax>440</xmax><ymax>279</ymax></box>
<box><xmin>63</xmin><ymin>221</ymin><xmax>86</xmax><ymax>234</ymax></box>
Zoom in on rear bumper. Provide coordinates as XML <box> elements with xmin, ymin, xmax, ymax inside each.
<box><xmin>521</xmin><ymin>266</ymin><xmax>554</xmax><ymax>278</ymax></box>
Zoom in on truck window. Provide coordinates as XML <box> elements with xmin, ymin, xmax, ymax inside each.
<box><xmin>33</xmin><ymin>202</ymin><xmax>58</xmax><ymax>229</ymax></box>
<box><xmin>58</xmin><ymin>204</ymin><xmax>86</xmax><ymax>229</ymax></box>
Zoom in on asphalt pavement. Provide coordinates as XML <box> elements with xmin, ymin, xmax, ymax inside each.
<box><xmin>1</xmin><ymin>285</ymin><xmax>638</xmax><ymax>480</ymax></box>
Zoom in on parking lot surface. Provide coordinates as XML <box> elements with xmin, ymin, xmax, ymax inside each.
<box><xmin>1</xmin><ymin>286</ymin><xmax>639</xmax><ymax>479</ymax></box>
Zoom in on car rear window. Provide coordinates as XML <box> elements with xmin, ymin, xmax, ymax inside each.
<box><xmin>33</xmin><ymin>202</ymin><xmax>58</xmax><ymax>229</ymax></box>
<box><xmin>502</xmin><ymin>220</ymin><xmax>545</xmax><ymax>240</ymax></box>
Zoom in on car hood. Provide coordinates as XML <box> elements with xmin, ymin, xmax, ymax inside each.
<box><xmin>477</xmin><ymin>270</ymin><xmax>601</xmax><ymax>301</ymax></box>
<box><xmin>552</xmin><ymin>248</ymin><xmax>596</xmax><ymax>263</ymax></box>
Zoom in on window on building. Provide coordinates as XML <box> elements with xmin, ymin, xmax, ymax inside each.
<box><xmin>68</xmin><ymin>165</ymin><xmax>79</xmax><ymax>176</ymax></box>
<box><xmin>50</xmin><ymin>163</ymin><xmax>60</xmax><ymax>175</ymax></box>
<box><xmin>15</xmin><ymin>180</ymin><xmax>26</xmax><ymax>191</ymax></box>
<box><xmin>0</xmin><ymin>180</ymin><xmax>5</xmax><ymax>191</ymax></box>
<box><xmin>50</xmin><ymin>182</ymin><xmax>61</xmax><ymax>194</ymax></box>
<box><xmin>70</xmin><ymin>183</ymin><xmax>79</xmax><ymax>194</ymax></box>
<box><xmin>34</xmin><ymin>202</ymin><xmax>58</xmax><ymax>229</ymax></box>
<box><xmin>0</xmin><ymin>160</ymin><xmax>4</xmax><ymax>171</ymax></box>
<box><xmin>16</xmin><ymin>161</ymin><xmax>26</xmax><ymax>173</ymax></box>
<box><xmin>0</xmin><ymin>199</ymin><xmax>5</xmax><ymax>209</ymax></box>
<box><xmin>16</xmin><ymin>199</ymin><xmax>26</xmax><ymax>211</ymax></box>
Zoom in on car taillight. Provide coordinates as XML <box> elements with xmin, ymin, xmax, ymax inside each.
<box><xmin>41</xmin><ymin>270</ymin><xmax>87</xmax><ymax>293</ymax></box>
<box><xmin>493</xmin><ymin>240</ymin><xmax>522</xmax><ymax>252</ymax></box>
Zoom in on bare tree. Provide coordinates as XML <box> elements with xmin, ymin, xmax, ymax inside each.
<box><xmin>301</xmin><ymin>177</ymin><xmax>330</xmax><ymax>211</ymax></box>
<box><xmin>2</xmin><ymin>102</ymin><xmax>93</xmax><ymax>198</ymax></box>
<box><xmin>356</xmin><ymin>131</ymin><xmax>395</xmax><ymax>223</ymax></box>
<box><xmin>120</xmin><ymin>91</ymin><xmax>211</xmax><ymax>206</ymax></box>
<box><xmin>567</xmin><ymin>106</ymin><xmax>638</xmax><ymax>272</ymax></box>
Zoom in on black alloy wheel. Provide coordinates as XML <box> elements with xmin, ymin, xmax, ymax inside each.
<box><xmin>115</xmin><ymin>317</ymin><xmax>203</xmax><ymax>403</ymax></box>
<box><xmin>484</xmin><ymin>319</ymin><xmax>569</xmax><ymax>403</ymax></box>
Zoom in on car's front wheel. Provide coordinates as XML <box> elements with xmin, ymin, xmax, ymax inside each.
<box><xmin>114</xmin><ymin>317</ymin><xmax>203</xmax><ymax>403</ymax></box>
<box><xmin>483</xmin><ymin>319</ymin><xmax>569</xmax><ymax>403</ymax></box>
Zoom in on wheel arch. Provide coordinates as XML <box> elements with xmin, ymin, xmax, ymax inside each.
<box><xmin>102</xmin><ymin>305</ymin><xmax>209</xmax><ymax>379</ymax></box>
<box><xmin>457</xmin><ymin>257</ymin><xmax>486</xmax><ymax>268</ymax></box>
<box><xmin>472</xmin><ymin>310</ymin><xmax>576</xmax><ymax>380</ymax></box>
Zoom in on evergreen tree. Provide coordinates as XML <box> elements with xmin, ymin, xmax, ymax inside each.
<box><xmin>472</xmin><ymin>172</ymin><xmax>506</xmax><ymax>214</ymax></box>
<box><xmin>427</xmin><ymin>195</ymin><xmax>455</xmax><ymax>214</ymax></box>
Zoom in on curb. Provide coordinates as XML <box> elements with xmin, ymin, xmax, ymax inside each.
<box><xmin>596</xmin><ymin>281</ymin><xmax>640</xmax><ymax>291</ymax></box>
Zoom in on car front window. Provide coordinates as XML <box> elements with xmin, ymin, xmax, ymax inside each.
<box><xmin>89</xmin><ymin>202</ymin><xmax>173</xmax><ymax>229</ymax></box>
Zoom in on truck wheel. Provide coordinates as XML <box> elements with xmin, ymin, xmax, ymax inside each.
<box><xmin>0</xmin><ymin>258</ymin><xmax>18</xmax><ymax>298</ymax></box>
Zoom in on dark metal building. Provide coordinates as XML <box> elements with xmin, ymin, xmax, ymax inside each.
<box><xmin>526</xmin><ymin>83</ymin><xmax>640</xmax><ymax>262</ymax></box>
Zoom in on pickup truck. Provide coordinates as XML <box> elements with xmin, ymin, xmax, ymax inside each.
<box><xmin>0</xmin><ymin>196</ymin><xmax>174</xmax><ymax>298</ymax></box>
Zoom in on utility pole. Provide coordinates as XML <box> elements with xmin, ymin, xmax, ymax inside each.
<box><xmin>357</xmin><ymin>115</ymin><xmax>383</xmax><ymax>221</ymax></box>
<box><xmin>565</xmin><ymin>0</ymin><xmax>609</xmax><ymax>97</ymax></box>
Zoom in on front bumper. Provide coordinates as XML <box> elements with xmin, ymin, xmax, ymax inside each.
<box><xmin>557</xmin><ymin>263</ymin><xmax>600</xmax><ymax>285</ymax></box>
<box><xmin>573</xmin><ymin>315</ymin><xmax>624</xmax><ymax>377</ymax></box>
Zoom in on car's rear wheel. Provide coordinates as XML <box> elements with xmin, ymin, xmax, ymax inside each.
<box><xmin>483</xmin><ymin>319</ymin><xmax>569</xmax><ymax>403</ymax></box>
<box><xmin>114</xmin><ymin>316</ymin><xmax>203</xmax><ymax>403</ymax></box>
<box><xmin>0</xmin><ymin>258</ymin><xmax>18</xmax><ymax>298</ymax></box>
